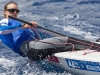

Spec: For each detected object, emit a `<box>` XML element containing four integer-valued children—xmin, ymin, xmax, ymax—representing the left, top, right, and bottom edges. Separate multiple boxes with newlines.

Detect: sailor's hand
<box><xmin>30</xmin><ymin>21</ymin><xmax>37</xmax><ymax>28</ymax></box>
<box><xmin>22</xmin><ymin>23</ymin><xmax>31</xmax><ymax>28</ymax></box>
<box><xmin>22</xmin><ymin>21</ymin><xmax>37</xmax><ymax>29</ymax></box>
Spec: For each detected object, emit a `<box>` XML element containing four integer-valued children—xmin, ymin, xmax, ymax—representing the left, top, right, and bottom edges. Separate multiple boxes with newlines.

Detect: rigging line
<box><xmin>24</xmin><ymin>29</ymin><xmax>99</xmax><ymax>52</ymax></box>
<box><xmin>24</xmin><ymin>28</ymin><xmax>100</xmax><ymax>50</ymax></box>
<box><xmin>23</xmin><ymin>29</ymin><xmax>70</xmax><ymax>44</ymax></box>
<box><xmin>38</xmin><ymin>28</ymin><xmax>100</xmax><ymax>49</ymax></box>
<box><xmin>83</xmin><ymin>50</ymin><xmax>99</xmax><ymax>55</ymax></box>
<box><xmin>23</xmin><ymin>29</ymin><xmax>75</xmax><ymax>51</ymax></box>
<box><xmin>68</xmin><ymin>38</ymin><xmax>100</xmax><ymax>49</ymax></box>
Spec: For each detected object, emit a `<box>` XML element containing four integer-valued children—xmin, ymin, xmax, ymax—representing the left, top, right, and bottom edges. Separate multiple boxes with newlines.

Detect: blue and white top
<box><xmin>0</xmin><ymin>18</ymin><xmax>36</xmax><ymax>56</ymax></box>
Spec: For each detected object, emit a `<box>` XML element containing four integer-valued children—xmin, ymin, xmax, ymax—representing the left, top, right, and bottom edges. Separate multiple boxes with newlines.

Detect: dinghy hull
<box><xmin>46</xmin><ymin>49</ymin><xmax>100</xmax><ymax>75</ymax></box>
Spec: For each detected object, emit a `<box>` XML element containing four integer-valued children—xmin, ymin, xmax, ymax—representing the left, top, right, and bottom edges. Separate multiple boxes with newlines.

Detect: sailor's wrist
<box><xmin>22</xmin><ymin>23</ymin><xmax>26</xmax><ymax>28</ymax></box>
<box><xmin>22</xmin><ymin>23</ymin><xmax>25</xmax><ymax>26</ymax></box>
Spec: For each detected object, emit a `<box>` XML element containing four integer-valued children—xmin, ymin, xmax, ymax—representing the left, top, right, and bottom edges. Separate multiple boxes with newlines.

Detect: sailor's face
<box><xmin>4</xmin><ymin>3</ymin><xmax>19</xmax><ymax>18</ymax></box>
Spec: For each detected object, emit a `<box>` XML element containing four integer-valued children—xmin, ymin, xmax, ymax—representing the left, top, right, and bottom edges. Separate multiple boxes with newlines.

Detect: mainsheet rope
<box><xmin>23</xmin><ymin>28</ymin><xmax>100</xmax><ymax>55</ymax></box>
<box><xmin>38</xmin><ymin>29</ymin><xmax>100</xmax><ymax>49</ymax></box>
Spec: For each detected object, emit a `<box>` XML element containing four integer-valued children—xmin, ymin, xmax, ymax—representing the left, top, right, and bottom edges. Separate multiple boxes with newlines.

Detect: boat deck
<box><xmin>54</xmin><ymin>50</ymin><xmax>100</xmax><ymax>62</ymax></box>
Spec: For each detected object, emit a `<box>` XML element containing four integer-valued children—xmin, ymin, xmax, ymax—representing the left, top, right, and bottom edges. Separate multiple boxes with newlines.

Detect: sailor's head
<box><xmin>4</xmin><ymin>2</ymin><xmax>20</xmax><ymax>18</ymax></box>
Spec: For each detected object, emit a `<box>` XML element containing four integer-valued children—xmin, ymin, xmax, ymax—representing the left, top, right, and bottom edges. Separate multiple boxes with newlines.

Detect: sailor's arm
<box><xmin>0</xmin><ymin>26</ymin><xmax>22</xmax><ymax>34</ymax></box>
<box><xmin>0</xmin><ymin>19</ymin><xmax>37</xmax><ymax>34</ymax></box>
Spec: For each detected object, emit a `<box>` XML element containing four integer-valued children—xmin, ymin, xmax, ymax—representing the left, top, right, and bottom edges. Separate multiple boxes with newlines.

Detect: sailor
<box><xmin>0</xmin><ymin>2</ymin><xmax>69</xmax><ymax>61</ymax></box>
<box><xmin>0</xmin><ymin>2</ymin><xmax>37</xmax><ymax>56</ymax></box>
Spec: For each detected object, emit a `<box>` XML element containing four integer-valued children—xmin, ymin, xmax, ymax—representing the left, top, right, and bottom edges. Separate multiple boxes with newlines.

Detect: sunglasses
<box><xmin>6</xmin><ymin>9</ymin><xmax>20</xmax><ymax>13</ymax></box>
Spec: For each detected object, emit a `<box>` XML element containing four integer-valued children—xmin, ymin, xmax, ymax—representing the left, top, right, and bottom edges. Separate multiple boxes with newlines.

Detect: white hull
<box><xmin>46</xmin><ymin>49</ymin><xmax>100</xmax><ymax>75</ymax></box>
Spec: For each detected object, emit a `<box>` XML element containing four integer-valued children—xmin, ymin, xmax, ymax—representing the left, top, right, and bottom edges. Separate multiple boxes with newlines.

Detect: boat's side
<box><xmin>46</xmin><ymin>50</ymin><xmax>100</xmax><ymax>75</ymax></box>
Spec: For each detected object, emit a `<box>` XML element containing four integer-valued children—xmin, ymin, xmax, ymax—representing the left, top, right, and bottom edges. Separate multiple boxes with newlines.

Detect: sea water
<box><xmin>0</xmin><ymin>0</ymin><xmax>100</xmax><ymax>75</ymax></box>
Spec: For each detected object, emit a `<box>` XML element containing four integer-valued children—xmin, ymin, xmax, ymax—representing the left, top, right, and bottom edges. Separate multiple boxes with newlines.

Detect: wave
<box><xmin>77</xmin><ymin>0</ymin><xmax>100</xmax><ymax>5</ymax></box>
<box><xmin>32</xmin><ymin>0</ymin><xmax>67</xmax><ymax>6</ymax></box>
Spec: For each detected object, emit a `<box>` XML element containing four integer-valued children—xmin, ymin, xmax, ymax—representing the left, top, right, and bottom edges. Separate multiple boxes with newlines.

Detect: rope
<box><xmin>23</xmin><ymin>29</ymin><xmax>100</xmax><ymax>55</ymax></box>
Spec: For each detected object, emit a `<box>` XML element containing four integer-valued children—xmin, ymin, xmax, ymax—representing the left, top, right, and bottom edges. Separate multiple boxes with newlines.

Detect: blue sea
<box><xmin>0</xmin><ymin>0</ymin><xmax>100</xmax><ymax>75</ymax></box>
